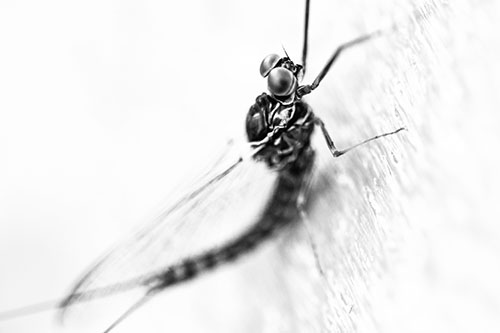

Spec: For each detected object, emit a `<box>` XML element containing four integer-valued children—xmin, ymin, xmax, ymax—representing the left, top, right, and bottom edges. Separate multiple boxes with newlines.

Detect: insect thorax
<box><xmin>246</xmin><ymin>93</ymin><xmax>315</xmax><ymax>168</ymax></box>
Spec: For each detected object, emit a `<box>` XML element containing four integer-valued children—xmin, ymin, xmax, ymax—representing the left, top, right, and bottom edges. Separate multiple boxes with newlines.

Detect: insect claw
<box><xmin>296</xmin><ymin>85</ymin><xmax>313</xmax><ymax>98</ymax></box>
<box><xmin>332</xmin><ymin>150</ymin><xmax>345</xmax><ymax>157</ymax></box>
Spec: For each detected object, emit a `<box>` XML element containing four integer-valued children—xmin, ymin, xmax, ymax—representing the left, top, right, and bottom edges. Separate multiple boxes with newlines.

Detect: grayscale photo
<box><xmin>1</xmin><ymin>0</ymin><xmax>499</xmax><ymax>332</ymax></box>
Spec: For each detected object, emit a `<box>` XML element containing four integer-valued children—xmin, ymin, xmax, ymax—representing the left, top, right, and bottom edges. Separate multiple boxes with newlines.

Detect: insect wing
<box><xmin>59</xmin><ymin>141</ymin><xmax>278</xmax><ymax>326</ymax></box>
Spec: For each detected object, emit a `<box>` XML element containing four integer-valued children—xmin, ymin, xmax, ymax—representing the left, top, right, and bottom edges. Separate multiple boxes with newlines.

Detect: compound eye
<box><xmin>267</xmin><ymin>67</ymin><xmax>296</xmax><ymax>96</ymax></box>
<box><xmin>260</xmin><ymin>54</ymin><xmax>281</xmax><ymax>77</ymax></box>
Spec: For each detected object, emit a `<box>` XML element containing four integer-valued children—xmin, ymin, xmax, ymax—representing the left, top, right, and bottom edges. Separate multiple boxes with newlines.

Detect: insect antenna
<box><xmin>0</xmin><ymin>299</ymin><xmax>60</xmax><ymax>321</ymax></box>
<box><xmin>0</xmin><ymin>278</ymin><xmax>147</xmax><ymax>322</ymax></box>
<box><xmin>281</xmin><ymin>44</ymin><xmax>291</xmax><ymax>59</ymax></box>
<box><xmin>101</xmin><ymin>290</ymin><xmax>158</xmax><ymax>333</ymax></box>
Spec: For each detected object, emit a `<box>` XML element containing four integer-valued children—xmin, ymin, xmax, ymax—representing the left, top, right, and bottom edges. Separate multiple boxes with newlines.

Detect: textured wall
<box><xmin>298</xmin><ymin>0</ymin><xmax>500</xmax><ymax>332</ymax></box>
<box><xmin>1</xmin><ymin>0</ymin><xmax>499</xmax><ymax>332</ymax></box>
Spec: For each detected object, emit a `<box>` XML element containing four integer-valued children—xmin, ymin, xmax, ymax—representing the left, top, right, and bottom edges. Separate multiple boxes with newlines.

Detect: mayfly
<box><xmin>0</xmin><ymin>0</ymin><xmax>404</xmax><ymax>331</ymax></box>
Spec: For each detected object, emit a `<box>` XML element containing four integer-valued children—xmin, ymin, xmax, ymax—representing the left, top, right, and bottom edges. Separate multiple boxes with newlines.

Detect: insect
<box><xmin>0</xmin><ymin>0</ymin><xmax>404</xmax><ymax>331</ymax></box>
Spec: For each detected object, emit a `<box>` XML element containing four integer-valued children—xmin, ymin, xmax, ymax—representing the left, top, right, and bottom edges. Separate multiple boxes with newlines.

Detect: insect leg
<box><xmin>301</xmin><ymin>0</ymin><xmax>311</xmax><ymax>74</ymax></box>
<box><xmin>298</xmin><ymin>206</ymin><xmax>326</xmax><ymax>278</ymax></box>
<box><xmin>296</xmin><ymin>167</ymin><xmax>326</xmax><ymax>278</ymax></box>
<box><xmin>297</xmin><ymin>30</ymin><xmax>384</xmax><ymax>97</ymax></box>
<box><xmin>314</xmin><ymin>117</ymin><xmax>406</xmax><ymax>158</ymax></box>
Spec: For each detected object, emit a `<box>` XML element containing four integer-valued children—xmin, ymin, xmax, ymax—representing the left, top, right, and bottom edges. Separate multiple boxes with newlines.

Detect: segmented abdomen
<box><xmin>150</xmin><ymin>148</ymin><xmax>315</xmax><ymax>291</ymax></box>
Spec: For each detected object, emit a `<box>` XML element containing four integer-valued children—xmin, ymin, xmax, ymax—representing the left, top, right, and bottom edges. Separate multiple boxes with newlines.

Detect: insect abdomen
<box><xmin>151</xmin><ymin>148</ymin><xmax>315</xmax><ymax>291</ymax></box>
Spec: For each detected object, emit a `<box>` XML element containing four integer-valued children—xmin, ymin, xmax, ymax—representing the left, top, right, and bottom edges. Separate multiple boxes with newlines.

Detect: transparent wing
<box><xmin>59</xmin><ymin>139</ymin><xmax>278</xmax><ymax>324</ymax></box>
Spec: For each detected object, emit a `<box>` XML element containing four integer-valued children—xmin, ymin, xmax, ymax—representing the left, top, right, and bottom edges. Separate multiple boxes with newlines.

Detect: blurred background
<box><xmin>1</xmin><ymin>0</ymin><xmax>499</xmax><ymax>332</ymax></box>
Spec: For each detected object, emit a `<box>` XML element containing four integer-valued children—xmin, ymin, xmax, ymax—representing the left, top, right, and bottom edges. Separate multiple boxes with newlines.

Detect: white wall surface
<box><xmin>1</xmin><ymin>0</ymin><xmax>499</xmax><ymax>332</ymax></box>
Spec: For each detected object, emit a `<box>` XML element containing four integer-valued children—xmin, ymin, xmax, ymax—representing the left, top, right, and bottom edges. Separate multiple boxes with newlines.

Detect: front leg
<box><xmin>297</xmin><ymin>30</ymin><xmax>385</xmax><ymax>99</ymax></box>
<box><xmin>314</xmin><ymin>117</ymin><xmax>406</xmax><ymax>158</ymax></box>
